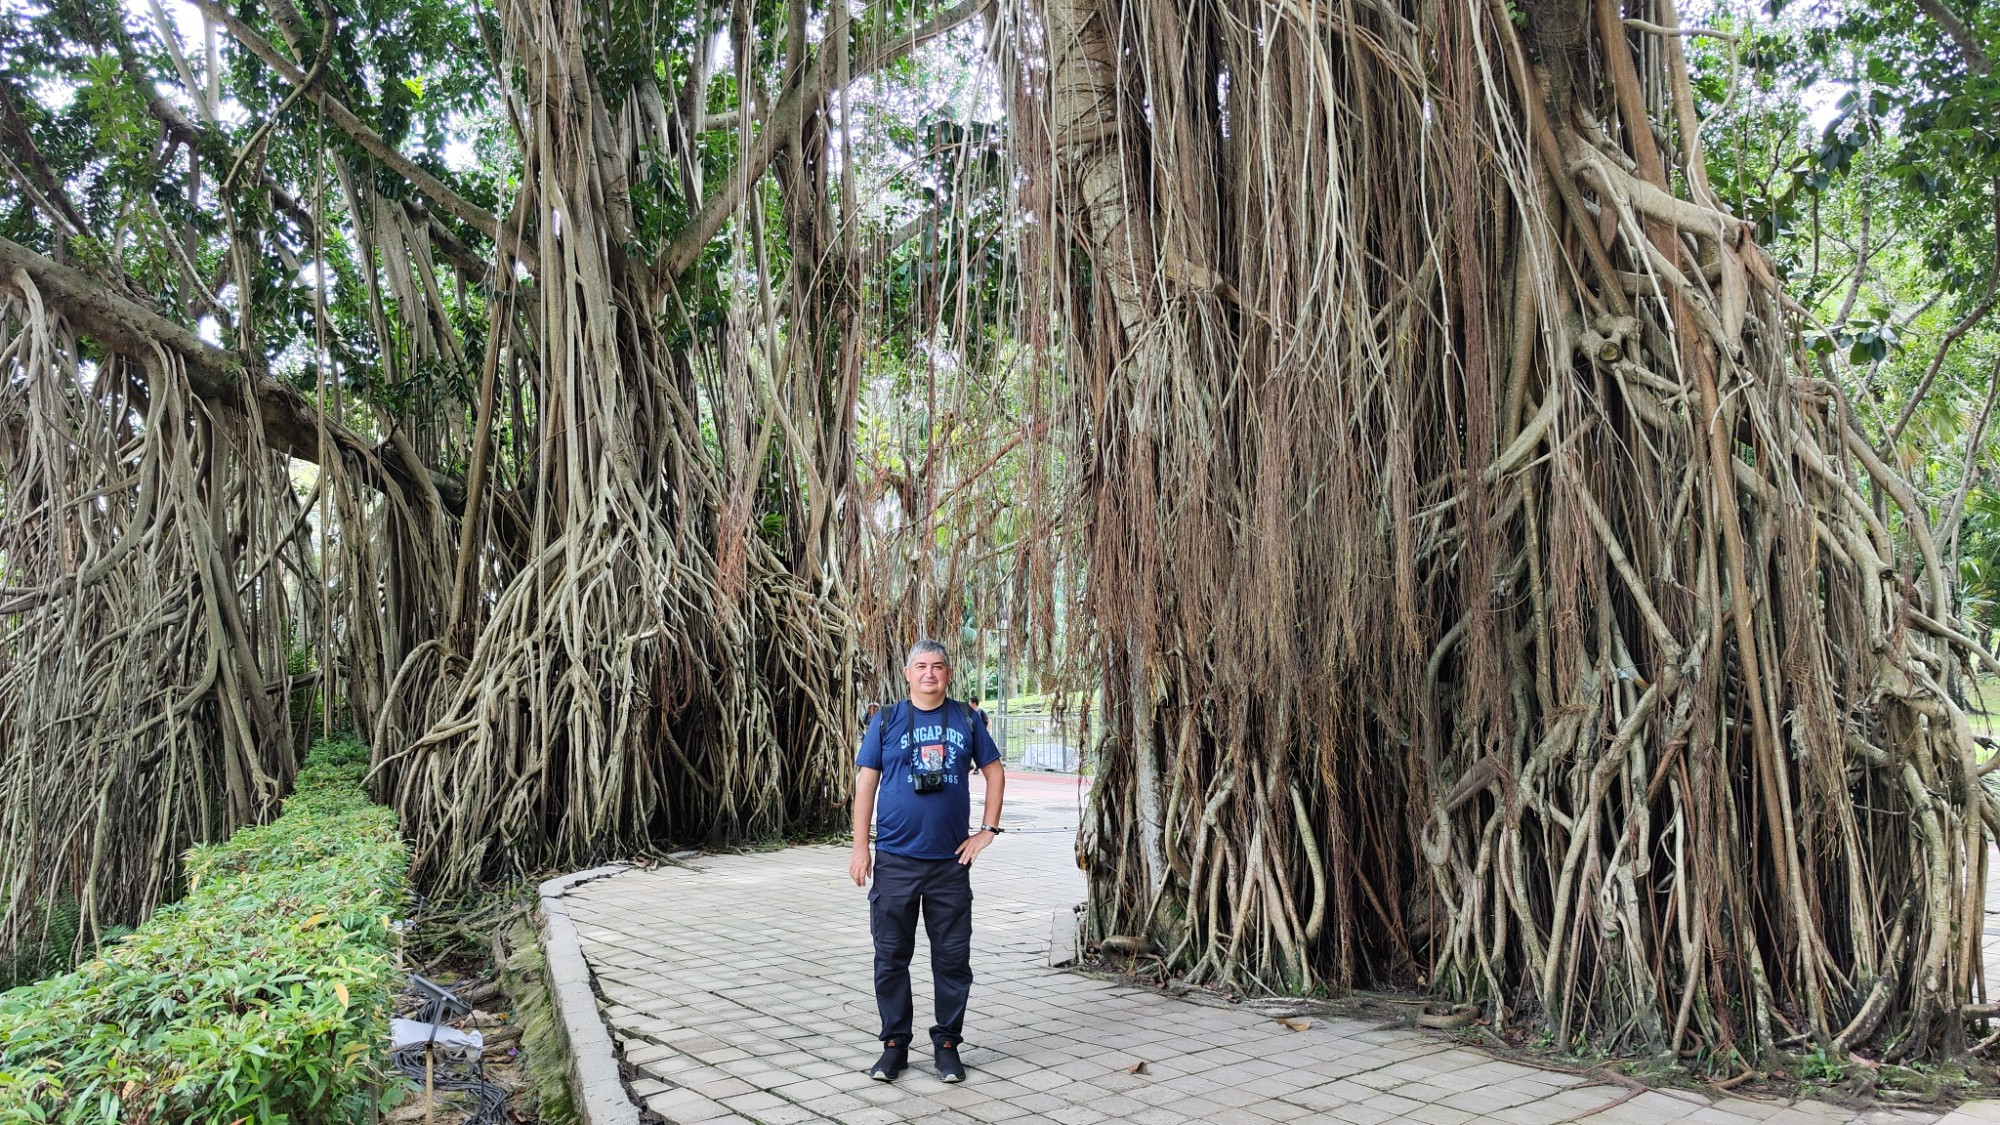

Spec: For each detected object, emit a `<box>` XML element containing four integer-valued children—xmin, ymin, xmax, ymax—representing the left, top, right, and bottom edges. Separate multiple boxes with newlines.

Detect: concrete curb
<box><xmin>537</xmin><ymin>864</ymin><xmax>641</xmax><ymax>1125</ymax></box>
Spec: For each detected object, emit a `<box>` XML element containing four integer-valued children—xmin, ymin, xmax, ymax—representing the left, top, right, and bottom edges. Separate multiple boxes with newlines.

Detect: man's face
<box><xmin>904</xmin><ymin>652</ymin><xmax>950</xmax><ymax>699</ymax></box>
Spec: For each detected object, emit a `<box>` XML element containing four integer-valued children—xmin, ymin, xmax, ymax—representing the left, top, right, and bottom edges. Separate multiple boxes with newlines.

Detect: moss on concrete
<box><xmin>498</xmin><ymin>916</ymin><xmax>579</xmax><ymax>1125</ymax></box>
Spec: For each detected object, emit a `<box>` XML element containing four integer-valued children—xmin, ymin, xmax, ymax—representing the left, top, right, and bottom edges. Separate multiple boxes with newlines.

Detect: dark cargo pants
<box><xmin>869</xmin><ymin>851</ymin><xmax>974</xmax><ymax>1046</ymax></box>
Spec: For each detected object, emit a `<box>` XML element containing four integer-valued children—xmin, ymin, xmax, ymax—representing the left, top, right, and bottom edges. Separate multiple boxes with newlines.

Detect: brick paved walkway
<box><xmin>564</xmin><ymin>773</ymin><xmax>1983</xmax><ymax>1125</ymax></box>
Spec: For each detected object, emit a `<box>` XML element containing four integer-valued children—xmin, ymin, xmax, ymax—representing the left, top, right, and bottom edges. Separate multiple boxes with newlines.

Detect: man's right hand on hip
<box><xmin>850</xmin><ymin>843</ymin><xmax>872</xmax><ymax>886</ymax></box>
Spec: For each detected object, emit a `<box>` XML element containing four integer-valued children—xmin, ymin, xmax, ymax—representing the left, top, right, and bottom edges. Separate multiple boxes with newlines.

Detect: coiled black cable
<box><xmin>392</xmin><ymin>974</ymin><xmax>511</xmax><ymax>1124</ymax></box>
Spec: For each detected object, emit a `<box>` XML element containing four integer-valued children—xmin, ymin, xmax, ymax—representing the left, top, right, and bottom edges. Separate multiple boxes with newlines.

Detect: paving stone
<box><xmin>682</xmin><ymin>1075</ymin><xmax>757</xmax><ymax>1100</ymax></box>
<box><xmin>801</xmin><ymin>1092</ymin><xmax>869</xmax><ymax>1116</ymax></box>
<box><xmin>1121</xmin><ymin>1107</ymin><xmax>1193</xmax><ymax>1125</ymax></box>
<box><xmin>624</xmin><ymin>1041</ymin><xmax>680</xmax><ymax>1066</ymax></box>
<box><xmin>1404</xmin><ymin>1103</ymin><xmax>1482</xmax><ymax>1125</ymax></box>
<box><xmin>721</xmin><ymin>1090</ymin><xmax>792</xmax><ymax>1114</ymax></box>
<box><xmin>832</xmin><ymin>1109</ymin><xmax>907</xmax><ymax>1125</ymax></box>
<box><xmin>1440</xmin><ymin>1082</ymin><xmax>1541</xmax><ymax>1113</ymax></box>
<box><xmin>1005</xmin><ymin>1089</ymin><xmax>1067</xmax><ymax>1113</ymax></box>
<box><xmin>972</xmin><ymin>1057</ymin><xmax>1036</xmax><ymax>1080</ymax></box>
<box><xmin>823</xmin><ymin>1071</ymin><xmax>879</xmax><ymax>1092</ymax></box>
<box><xmin>1200</xmin><ymin>1109</ymin><xmax>1282</xmax><ymax>1125</ymax></box>
<box><xmin>638</xmin><ymin>1055</ymin><xmax>705</xmax><ymax>1081</ymax></box>
<box><xmin>1204</xmin><ymin>1084</ymin><xmax>1273</xmax><ymax>1108</ymax></box>
<box><xmin>644</xmin><ymin>1088</ymin><xmax>732</xmax><ymax>1123</ymax></box>
<box><xmin>1049</xmin><ymin>1058</ymin><xmax>1110</xmax><ymax>1081</ymax></box>
<box><xmin>848</xmin><ymin>1083</ymin><xmax>909</xmax><ymax>1107</ymax></box>
<box><xmin>751</xmin><ymin>1105</ymin><xmax>831</xmax><ymax>1125</ymax></box>
<box><xmin>1679</xmin><ymin>1110</ymin><xmax>1765</xmax><ymax>1125</ymax></box>
<box><xmin>768</xmin><ymin>1078</ymin><xmax>844</xmax><ymax>1103</ymax></box>
<box><xmin>922</xmin><ymin>1086</ymin><xmax>986</xmax><ymax>1109</ymax></box>
<box><xmin>1329</xmin><ymin>1101</ymin><xmax>1426</xmax><ymax>1125</ymax></box>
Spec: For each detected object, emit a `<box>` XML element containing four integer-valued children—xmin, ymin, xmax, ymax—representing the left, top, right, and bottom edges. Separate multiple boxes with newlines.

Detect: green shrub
<box><xmin>0</xmin><ymin>738</ymin><xmax>408</xmax><ymax>1124</ymax></box>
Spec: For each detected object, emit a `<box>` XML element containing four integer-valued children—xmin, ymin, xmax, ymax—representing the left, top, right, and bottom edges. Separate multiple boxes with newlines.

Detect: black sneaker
<box><xmin>869</xmin><ymin>1039</ymin><xmax>908</xmax><ymax>1081</ymax></box>
<box><xmin>935</xmin><ymin>1039</ymin><xmax>965</xmax><ymax>1083</ymax></box>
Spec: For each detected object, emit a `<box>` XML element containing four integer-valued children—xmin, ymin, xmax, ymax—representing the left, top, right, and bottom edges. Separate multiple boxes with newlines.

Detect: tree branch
<box><xmin>0</xmin><ymin>234</ymin><xmax>459</xmax><ymax>510</ymax></box>
<box><xmin>660</xmin><ymin>0</ymin><xmax>988</xmax><ymax>279</ymax></box>
<box><xmin>188</xmin><ymin>0</ymin><xmax>531</xmax><ymax>269</ymax></box>
<box><xmin>0</xmin><ymin>78</ymin><xmax>93</xmax><ymax>239</ymax></box>
<box><xmin>1889</xmin><ymin>183</ymin><xmax>2000</xmax><ymax>446</ymax></box>
<box><xmin>1942</xmin><ymin>353</ymin><xmax>2000</xmax><ymax>565</ymax></box>
<box><xmin>1912</xmin><ymin>0</ymin><xmax>1992</xmax><ymax>75</ymax></box>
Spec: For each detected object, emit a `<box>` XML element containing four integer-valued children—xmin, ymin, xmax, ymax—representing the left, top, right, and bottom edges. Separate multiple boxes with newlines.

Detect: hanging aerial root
<box><xmin>0</xmin><ymin>287</ymin><xmax>311</xmax><ymax>966</ymax></box>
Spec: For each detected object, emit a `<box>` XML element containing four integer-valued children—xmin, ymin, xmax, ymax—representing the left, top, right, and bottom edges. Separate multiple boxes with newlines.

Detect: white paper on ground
<box><xmin>391</xmin><ymin>1018</ymin><xmax>485</xmax><ymax>1060</ymax></box>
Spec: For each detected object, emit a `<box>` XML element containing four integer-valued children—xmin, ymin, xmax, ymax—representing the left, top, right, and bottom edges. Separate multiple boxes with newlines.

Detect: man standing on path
<box><xmin>849</xmin><ymin>639</ymin><xmax>1006</xmax><ymax>1084</ymax></box>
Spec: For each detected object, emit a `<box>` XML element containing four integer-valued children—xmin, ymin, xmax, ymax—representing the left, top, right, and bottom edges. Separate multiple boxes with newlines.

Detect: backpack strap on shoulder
<box><xmin>950</xmin><ymin>700</ymin><xmax>988</xmax><ymax>775</ymax></box>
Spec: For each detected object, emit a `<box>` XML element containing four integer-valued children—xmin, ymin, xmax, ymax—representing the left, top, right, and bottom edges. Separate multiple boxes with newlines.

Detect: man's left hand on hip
<box><xmin>955</xmin><ymin>831</ymin><xmax>995</xmax><ymax>866</ymax></box>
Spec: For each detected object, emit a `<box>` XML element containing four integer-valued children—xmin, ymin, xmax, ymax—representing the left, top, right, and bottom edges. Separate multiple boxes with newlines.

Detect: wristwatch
<box><xmin>980</xmin><ymin>825</ymin><xmax>1004</xmax><ymax>834</ymax></box>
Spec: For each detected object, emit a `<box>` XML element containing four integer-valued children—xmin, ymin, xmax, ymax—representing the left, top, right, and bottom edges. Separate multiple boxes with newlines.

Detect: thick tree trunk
<box><xmin>1026</xmin><ymin>0</ymin><xmax>2000</xmax><ymax>1066</ymax></box>
<box><xmin>1042</xmin><ymin>0</ymin><xmax>1178</xmax><ymax>909</ymax></box>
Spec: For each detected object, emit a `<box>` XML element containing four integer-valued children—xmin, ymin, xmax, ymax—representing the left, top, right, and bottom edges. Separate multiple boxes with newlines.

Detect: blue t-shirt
<box><xmin>858</xmin><ymin>699</ymin><xmax>1003</xmax><ymax>859</ymax></box>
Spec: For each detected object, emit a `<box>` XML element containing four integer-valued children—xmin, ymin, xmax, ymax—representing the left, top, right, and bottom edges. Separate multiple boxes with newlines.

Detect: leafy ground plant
<box><xmin>0</xmin><ymin>738</ymin><xmax>407</xmax><ymax>1123</ymax></box>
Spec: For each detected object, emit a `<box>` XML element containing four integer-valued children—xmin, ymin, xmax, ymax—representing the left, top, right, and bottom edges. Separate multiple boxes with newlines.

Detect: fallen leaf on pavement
<box><xmin>1128</xmin><ymin>1061</ymin><xmax>1149</xmax><ymax>1074</ymax></box>
<box><xmin>1277</xmin><ymin>1018</ymin><xmax>1311</xmax><ymax>1031</ymax></box>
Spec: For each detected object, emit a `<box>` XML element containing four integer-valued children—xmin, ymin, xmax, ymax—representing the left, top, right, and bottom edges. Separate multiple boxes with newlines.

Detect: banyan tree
<box><xmin>0</xmin><ymin>0</ymin><xmax>983</xmax><ymax>944</ymax></box>
<box><xmin>1031</xmin><ymin>0</ymin><xmax>2000</xmax><ymax>1068</ymax></box>
<box><xmin>1</xmin><ymin>0</ymin><xmax>1997</xmax><ymax>1076</ymax></box>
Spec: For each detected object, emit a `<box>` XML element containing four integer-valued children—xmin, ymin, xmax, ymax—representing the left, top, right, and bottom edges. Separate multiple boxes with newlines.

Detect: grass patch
<box><xmin>1968</xmin><ymin>673</ymin><xmax>2000</xmax><ymax>742</ymax></box>
<box><xmin>0</xmin><ymin>737</ymin><xmax>408</xmax><ymax>1123</ymax></box>
<box><xmin>992</xmin><ymin>691</ymin><xmax>1097</xmax><ymax>717</ymax></box>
